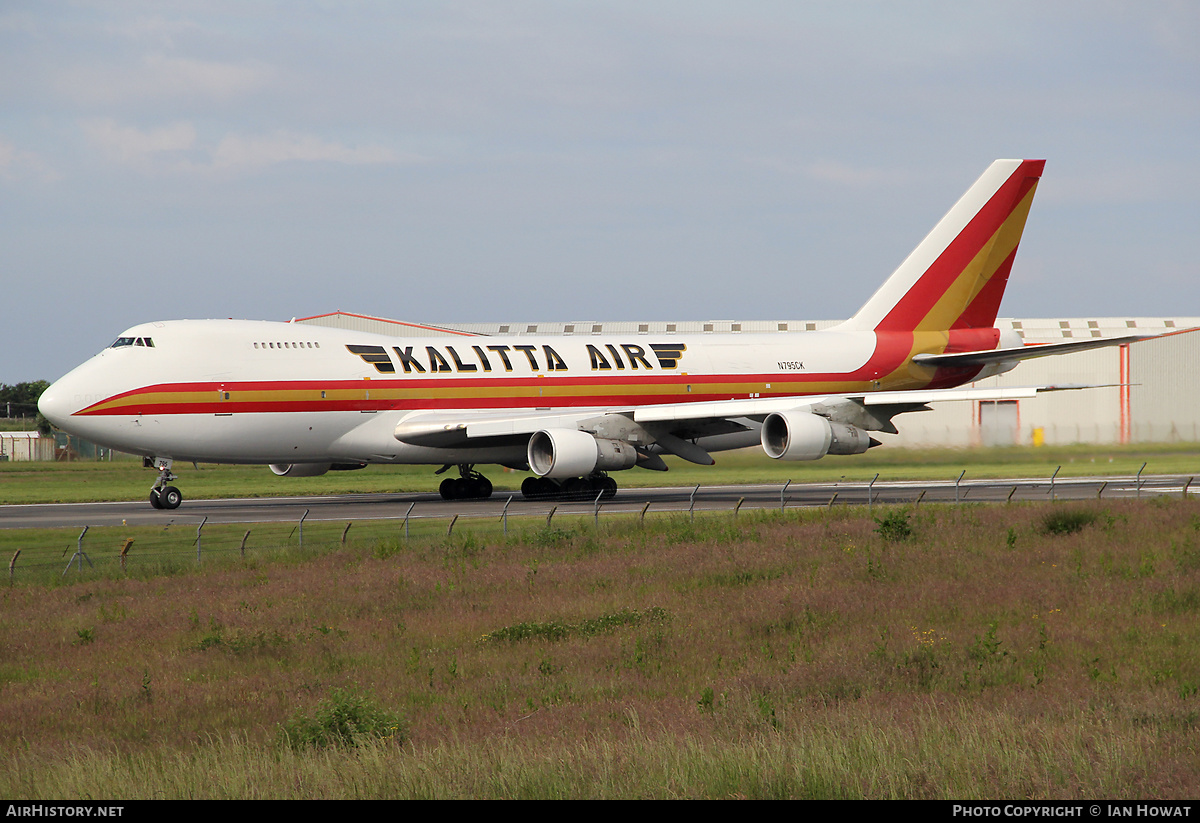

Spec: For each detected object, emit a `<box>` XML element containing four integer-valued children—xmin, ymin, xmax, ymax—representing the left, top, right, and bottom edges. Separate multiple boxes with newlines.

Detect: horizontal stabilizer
<box><xmin>912</xmin><ymin>334</ymin><xmax>1153</xmax><ymax>368</ymax></box>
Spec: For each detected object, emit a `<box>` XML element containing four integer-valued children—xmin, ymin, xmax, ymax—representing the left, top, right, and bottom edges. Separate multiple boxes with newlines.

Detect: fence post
<box><xmin>734</xmin><ymin>497</ymin><xmax>745</xmax><ymax>518</ymax></box>
<box><xmin>1184</xmin><ymin>477</ymin><xmax>1193</xmax><ymax>500</ymax></box>
<box><xmin>196</xmin><ymin>516</ymin><xmax>207</xmax><ymax>563</ymax></box>
<box><xmin>63</xmin><ymin>526</ymin><xmax>92</xmax><ymax>576</ymax></box>
<box><xmin>690</xmin><ymin>484</ymin><xmax>700</xmax><ymax>521</ymax></box>
<box><xmin>341</xmin><ymin>523</ymin><xmax>353</xmax><ymax>544</ymax></box>
<box><xmin>447</xmin><ymin>514</ymin><xmax>459</xmax><ymax>536</ymax></box>
<box><xmin>298</xmin><ymin>509</ymin><xmax>309</xmax><ymax>549</ymax></box>
<box><xmin>869</xmin><ymin>473</ymin><xmax>880</xmax><ymax>510</ymax></box>
<box><xmin>781</xmin><ymin>479</ymin><xmax>791</xmax><ymax>513</ymax></box>
<box><xmin>120</xmin><ymin>539</ymin><xmax>133</xmax><ymax>572</ymax></box>
<box><xmin>404</xmin><ymin>502</ymin><xmax>415</xmax><ymax>539</ymax></box>
<box><xmin>546</xmin><ymin>506</ymin><xmax>557</xmax><ymax>528</ymax></box>
<box><xmin>1097</xmin><ymin>481</ymin><xmax>1107</xmax><ymax>500</ymax></box>
<box><xmin>240</xmin><ymin>530</ymin><xmax>251</xmax><ymax>558</ymax></box>
<box><xmin>9</xmin><ymin>550</ymin><xmax>19</xmax><ymax>583</ymax></box>
<box><xmin>1049</xmin><ymin>466</ymin><xmax>1060</xmax><ymax>502</ymax></box>
<box><xmin>640</xmin><ymin>501</ymin><xmax>650</xmax><ymax>526</ymax></box>
<box><xmin>594</xmin><ymin>490</ymin><xmax>604</xmax><ymax>528</ymax></box>
<box><xmin>502</xmin><ymin>496</ymin><xmax>513</xmax><ymax>536</ymax></box>
<box><xmin>1137</xmin><ymin>462</ymin><xmax>1146</xmax><ymax>499</ymax></box>
<box><xmin>954</xmin><ymin>470</ymin><xmax>965</xmax><ymax>505</ymax></box>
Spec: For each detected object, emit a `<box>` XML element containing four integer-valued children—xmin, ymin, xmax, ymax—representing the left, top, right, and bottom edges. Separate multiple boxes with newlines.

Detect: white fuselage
<box><xmin>38</xmin><ymin>317</ymin><xmax>979</xmax><ymax>467</ymax></box>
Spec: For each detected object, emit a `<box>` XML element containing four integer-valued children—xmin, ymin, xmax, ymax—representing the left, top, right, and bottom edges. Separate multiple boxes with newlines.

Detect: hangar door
<box><xmin>978</xmin><ymin>400</ymin><xmax>1019</xmax><ymax>447</ymax></box>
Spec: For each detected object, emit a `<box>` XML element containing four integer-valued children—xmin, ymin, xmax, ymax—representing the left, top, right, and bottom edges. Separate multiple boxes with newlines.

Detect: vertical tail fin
<box><xmin>842</xmin><ymin>159</ymin><xmax>1044</xmax><ymax>333</ymax></box>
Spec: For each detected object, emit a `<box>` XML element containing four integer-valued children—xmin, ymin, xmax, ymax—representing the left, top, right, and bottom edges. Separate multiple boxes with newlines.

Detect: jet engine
<box><xmin>527</xmin><ymin>429</ymin><xmax>639</xmax><ymax>479</ymax></box>
<box><xmin>760</xmin><ymin>411</ymin><xmax>874</xmax><ymax>461</ymax></box>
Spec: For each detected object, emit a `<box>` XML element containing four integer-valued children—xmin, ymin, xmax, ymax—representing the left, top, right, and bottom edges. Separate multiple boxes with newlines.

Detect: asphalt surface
<box><xmin>1</xmin><ymin>473</ymin><xmax>1195</xmax><ymax>531</ymax></box>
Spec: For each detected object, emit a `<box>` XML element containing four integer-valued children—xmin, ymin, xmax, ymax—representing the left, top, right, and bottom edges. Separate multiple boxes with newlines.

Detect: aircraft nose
<box><xmin>37</xmin><ymin>379</ymin><xmax>74</xmax><ymax>428</ymax></box>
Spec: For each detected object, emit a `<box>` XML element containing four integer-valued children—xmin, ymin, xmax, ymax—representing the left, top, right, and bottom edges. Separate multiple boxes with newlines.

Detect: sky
<box><xmin>2</xmin><ymin>1</ymin><xmax>1197</xmax><ymax>383</ymax></box>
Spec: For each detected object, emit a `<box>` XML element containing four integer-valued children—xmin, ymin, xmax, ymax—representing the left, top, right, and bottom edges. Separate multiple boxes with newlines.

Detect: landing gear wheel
<box><xmin>147</xmin><ymin>460</ymin><xmax>181</xmax><ymax>510</ymax></box>
<box><xmin>468</xmin><ymin>475</ymin><xmax>493</xmax><ymax>499</ymax></box>
<box><xmin>159</xmin><ymin>485</ymin><xmax>182</xmax><ymax>510</ymax></box>
<box><xmin>521</xmin><ymin>476</ymin><xmax>558</xmax><ymax>500</ymax></box>
<box><xmin>439</xmin><ymin>466</ymin><xmax>495</xmax><ymax>500</ymax></box>
<box><xmin>600</xmin><ymin>476</ymin><xmax>618</xmax><ymax>500</ymax></box>
<box><xmin>439</xmin><ymin>477</ymin><xmax>462</xmax><ymax>500</ymax></box>
<box><xmin>563</xmin><ymin>477</ymin><xmax>590</xmax><ymax>500</ymax></box>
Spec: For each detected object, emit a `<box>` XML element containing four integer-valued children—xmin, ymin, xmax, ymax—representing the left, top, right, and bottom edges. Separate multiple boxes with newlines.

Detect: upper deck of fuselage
<box><xmin>78</xmin><ymin>318</ymin><xmax>881</xmax><ymax>385</ymax></box>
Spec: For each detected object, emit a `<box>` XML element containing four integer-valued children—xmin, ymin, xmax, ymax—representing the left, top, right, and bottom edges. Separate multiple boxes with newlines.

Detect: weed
<box><xmin>532</xmin><ymin>527</ymin><xmax>576</xmax><ymax>548</ymax></box>
<box><xmin>279</xmin><ymin>688</ymin><xmax>406</xmax><ymax>750</ymax></box>
<box><xmin>371</xmin><ymin>539</ymin><xmax>403</xmax><ymax>560</ymax></box>
<box><xmin>967</xmin><ymin>621</ymin><xmax>1005</xmax><ymax>663</ymax></box>
<box><xmin>754</xmin><ymin>692</ymin><xmax>781</xmax><ymax>731</ymax></box>
<box><xmin>480</xmin><ymin>607</ymin><xmax>670</xmax><ymax>643</ymax></box>
<box><xmin>874</xmin><ymin>508</ymin><xmax>913</xmax><ymax>542</ymax></box>
<box><xmin>1041</xmin><ymin>508</ymin><xmax>1098</xmax><ymax>536</ymax></box>
<box><xmin>1149</xmin><ymin>586</ymin><xmax>1200</xmax><ymax>615</ymax></box>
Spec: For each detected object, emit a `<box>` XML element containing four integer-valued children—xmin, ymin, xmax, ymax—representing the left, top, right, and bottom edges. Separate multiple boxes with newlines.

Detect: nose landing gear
<box><xmin>148</xmin><ymin>461</ymin><xmax>182</xmax><ymax>510</ymax></box>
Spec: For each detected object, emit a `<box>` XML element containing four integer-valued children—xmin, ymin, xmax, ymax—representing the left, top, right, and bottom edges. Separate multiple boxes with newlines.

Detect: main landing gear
<box><xmin>149</xmin><ymin>464</ymin><xmax>183</xmax><ymax>510</ymax></box>
<box><xmin>438</xmin><ymin>465</ymin><xmax>494</xmax><ymax>500</ymax></box>
<box><xmin>521</xmin><ymin>473</ymin><xmax>618</xmax><ymax>502</ymax></box>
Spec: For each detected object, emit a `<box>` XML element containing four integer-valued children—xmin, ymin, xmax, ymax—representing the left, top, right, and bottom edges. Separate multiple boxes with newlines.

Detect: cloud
<box><xmin>803</xmin><ymin>161</ymin><xmax>915</xmax><ymax>188</ymax></box>
<box><xmin>0</xmin><ymin>136</ymin><xmax>61</xmax><ymax>183</ymax></box>
<box><xmin>211</xmin><ymin>131</ymin><xmax>404</xmax><ymax>171</ymax></box>
<box><xmin>59</xmin><ymin>53</ymin><xmax>273</xmax><ymax>105</ymax></box>
<box><xmin>82</xmin><ymin>118</ymin><xmax>197</xmax><ymax>166</ymax></box>
<box><xmin>81</xmin><ymin>119</ymin><xmax>409</xmax><ymax>173</ymax></box>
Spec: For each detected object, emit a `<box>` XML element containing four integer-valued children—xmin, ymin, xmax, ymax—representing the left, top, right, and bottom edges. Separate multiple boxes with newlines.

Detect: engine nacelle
<box><xmin>760</xmin><ymin>412</ymin><xmax>873</xmax><ymax>461</ymax></box>
<box><xmin>527</xmin><ymin>429</ymin><xmax>639</xmax><ymax>479</ymax></box>
<box><xmin>269</xmin><ymin>462</ymin><xmax>333</xmax><ymax>477</ymax></box>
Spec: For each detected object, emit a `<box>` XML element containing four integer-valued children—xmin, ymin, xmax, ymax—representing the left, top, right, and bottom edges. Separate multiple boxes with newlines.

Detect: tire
<box><xmin>149</xmin><ymin>490</ymin><xmax>164</xmax><ymax>509</ymax></box>
<box><xmin>439</xmin><ymin>477</ymin><xmax>461</xmax><ymax>500</ymax></box>
<box><xmin>601</xmin><ymin>476</ymin><xmax>618</xmax><ymax>500</ymax></box>
<box><xmin>522</xmin><ymin>476</ymin><xmax>557</xmax><ymax>500</ymax></box>
<box><xmin>521</xmin><ymin>476</ymin><xmax>544</xmax><ymax>500</ymax></box>
<box><xmin>469</xmin><ymin>476</ymin><xmax>493</xmax><ymax>499</ymax></box>
<box><xmin>563</xmin><ymin>477</ymin><xmax>590</xmax><ymax>500</ymax></box>
<box><xmin>159</xmin><ymin>486</ymin><xmax>182</xmax><ymax>510</ymax></box>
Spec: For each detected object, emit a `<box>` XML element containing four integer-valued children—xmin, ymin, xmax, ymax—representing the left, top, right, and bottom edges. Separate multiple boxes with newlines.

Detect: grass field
<box><xmin>3</xmin><ymin>441</ymin><xmax>1200</xmax><ymax>505</ymax></box>
<box><xmin>2</xmin><ymin>482</ymin><xmax>1200</xmax><ymax>797</ymax></box>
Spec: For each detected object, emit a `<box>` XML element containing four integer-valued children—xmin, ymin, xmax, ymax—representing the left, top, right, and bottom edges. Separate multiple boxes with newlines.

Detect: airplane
<box><xmin>38</xmin><ymin>159</ymin><xmax>1148</xmax><ymax>510</ymax></box>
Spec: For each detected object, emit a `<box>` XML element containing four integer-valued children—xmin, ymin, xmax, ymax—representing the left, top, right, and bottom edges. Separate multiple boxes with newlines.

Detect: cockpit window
<box><xmin>109</xmin><ymin>337</ymin><xmax>154</xmax><ymax>348</ymax></box>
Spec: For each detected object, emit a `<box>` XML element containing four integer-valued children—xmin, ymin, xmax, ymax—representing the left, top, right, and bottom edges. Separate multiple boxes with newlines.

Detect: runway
<box><xmin>1</xmin><ymin>472</ymin><xmax>1194</xmax><ymax>531</ymax></box>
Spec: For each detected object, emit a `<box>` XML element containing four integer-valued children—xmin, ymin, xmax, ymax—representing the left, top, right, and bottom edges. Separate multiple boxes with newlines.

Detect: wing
<box><xmin>392</xmin><ymin>383</ymin><xmax>1099</xmax><ymax>468</ymax></box>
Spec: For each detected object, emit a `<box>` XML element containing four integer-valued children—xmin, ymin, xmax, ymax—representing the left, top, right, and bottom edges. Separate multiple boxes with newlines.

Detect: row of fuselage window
<box><xmin>254</xmin><ymin>342</ymin><xmax>321</xmax><ymax>350</ymax></box>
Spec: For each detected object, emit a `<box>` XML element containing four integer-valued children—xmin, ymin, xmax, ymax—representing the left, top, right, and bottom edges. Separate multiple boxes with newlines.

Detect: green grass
<box><xmin>3</xmin><ymin>441</ymin><xmax>1199</xmax><ymax>505</ymax></box>
<box><xmin>3</xmin><ymin>498</ymin><xmax>1200</xmax><ymax>798</ymax></box>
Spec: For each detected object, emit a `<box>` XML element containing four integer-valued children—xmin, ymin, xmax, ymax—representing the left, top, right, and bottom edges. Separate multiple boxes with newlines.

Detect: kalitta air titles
<box><xmin>346</xmin><ymin>342</ymin><xmax>687</xmax><ymax>375</ymax></box>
